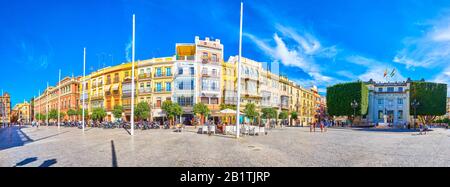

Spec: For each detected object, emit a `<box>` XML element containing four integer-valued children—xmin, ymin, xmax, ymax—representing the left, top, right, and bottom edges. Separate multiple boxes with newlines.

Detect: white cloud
<box><xmin>394</xmin><ymin>15</ymin><xmax>450</xmax><ymax>69</ymax></box>
<box><xmin>433</xmin><ymin>66</ymin><xmax>450</xmax><ymax>96</ymax></box>
<box><xmin>347</xmin><ymin>55</ymin><xmax>406</xmax><ymax>82</ymax></box>
<box><xmin>125</xmin><ymin>39</ymin><xmax>132</xmax><ymax>62</ymax></box>
<box><xmin>246</xmin><ymin>25</ymin><xmax>338</xmax><ymax>90</ymax></box>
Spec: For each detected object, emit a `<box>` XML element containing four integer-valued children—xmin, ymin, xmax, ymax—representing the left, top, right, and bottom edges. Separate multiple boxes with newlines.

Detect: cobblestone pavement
<box><xmin>1</xmin><ymin>125</ymin><xmax>449</xmax><ymax>167</ymax></box>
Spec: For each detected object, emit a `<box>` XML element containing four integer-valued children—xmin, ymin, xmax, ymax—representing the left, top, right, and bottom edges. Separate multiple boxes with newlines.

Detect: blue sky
<box><xmin>1</xmin><ymin>0</ymin><xmax>450</xmax><ymax>107</ymax></box>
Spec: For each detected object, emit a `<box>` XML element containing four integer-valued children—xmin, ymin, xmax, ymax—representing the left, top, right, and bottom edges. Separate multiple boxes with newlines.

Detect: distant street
<box><xmin>1</xmin><ymin>126</ymin><xmax>449</xmax><ymax>167</ymax></box>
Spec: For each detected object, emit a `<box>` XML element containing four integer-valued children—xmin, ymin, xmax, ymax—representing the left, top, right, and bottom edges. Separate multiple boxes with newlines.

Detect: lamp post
<box><xmin>350</xmin><ymin>100</ymin><xmax>359</xmax><ymax>127</ymax></box>
<box><xmin>411</xmin><ymin>99</ymin><xmax>420</xmax><ymax>130</ymax></box>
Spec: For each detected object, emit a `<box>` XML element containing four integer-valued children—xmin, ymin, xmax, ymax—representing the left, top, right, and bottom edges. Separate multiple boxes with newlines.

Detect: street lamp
<box><xmin>350</xmin><ymin>100</ymin><xmax>359</xmax><ymax>127</ymax></box>
<box><xmin>411</xmin><ymin>99</ymin><xmax>420</xmax><ymax>130</ymax></box>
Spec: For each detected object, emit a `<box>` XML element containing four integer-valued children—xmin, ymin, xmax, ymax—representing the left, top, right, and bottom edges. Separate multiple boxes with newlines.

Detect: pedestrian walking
<box><xmin>320</xmin><ymin>121</ymin><xmax>324</xmax><ymax>132</ymax></box>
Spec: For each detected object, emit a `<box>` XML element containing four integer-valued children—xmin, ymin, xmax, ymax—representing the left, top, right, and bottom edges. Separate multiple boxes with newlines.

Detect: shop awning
<box><xmin>112</xmin><ymin>84</ymin><xmax>119</xmax><ymax>91</ymax></box>
<box><xmin>104</xmin><ymin>85</ymin><xmax>111</xmax><ymax>92</ymax></box>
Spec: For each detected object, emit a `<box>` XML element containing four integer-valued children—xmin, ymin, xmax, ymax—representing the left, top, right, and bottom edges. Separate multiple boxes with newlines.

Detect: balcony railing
<box><xmin>91</xmin><ymin>95</ymin><xmax>104</xmax><ymax>100</ymax></box>
<box><xmin>154</xmin><ymin>73</ymin><xmax>172</xmax><ymax>78</ymax></box>
<box><xmin>201</xmin><ymin>58</ymin><xmax>220</xmax><ymax>66</ymax></box>
<box><xmin>177</xmin><ymin>55</ymin><xmax>195</xmax><ymax>61</ymax></box>
<box><xmin>139</xmin><ymin>88</ymin><xmax>152</xmax><ymax>94</ymax></box>
<box><xmin>154</xmin><ymin>87</ymin><xmax>171</xmax><ymax>93</ymax></box>
<box><xmin>138</xmin><ymin>73</ymin><xmax>152</xmax><ymax>79</ymax></box>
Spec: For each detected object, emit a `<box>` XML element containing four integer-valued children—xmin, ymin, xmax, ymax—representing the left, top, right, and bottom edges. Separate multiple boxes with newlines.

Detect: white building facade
<box><xmin>367</xmin><ymin>80</ymin><xmax>411</xmax><ymax>126</ymax></box>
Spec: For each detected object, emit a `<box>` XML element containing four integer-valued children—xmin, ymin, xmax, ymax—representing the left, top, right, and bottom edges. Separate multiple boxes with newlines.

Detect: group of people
<box><xmin>310</xmin><ymin>120</ymin><xmax>330</xmax><ymax>133</ymax></box>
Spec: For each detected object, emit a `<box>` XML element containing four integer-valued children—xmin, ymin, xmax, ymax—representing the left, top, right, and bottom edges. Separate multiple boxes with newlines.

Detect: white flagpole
<box><xmin>82</xmin><ymin>48</ymin><xmax>86</xmax><ymax>131</ymax></box>
<box><xmin>58</xmin><ymin>69</ymin><xmax>61</xmax><ymax>128</ymax></box>
<box><xmin>131</xmin><ymin>14</ymin><xmax>136</xmax><ymax>136</ymax></box>
<box><xmin>46</xmin><ymin>82</ymin><xmax>49</xmax><ymax>125</ymax></box>
<box><xmin>236</xmin><ymin>2</ymin><xmax>244</xmax><ymax>138</ymax></box>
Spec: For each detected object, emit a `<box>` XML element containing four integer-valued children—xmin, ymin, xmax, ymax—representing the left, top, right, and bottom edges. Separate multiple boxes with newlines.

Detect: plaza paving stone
<box><xmin>0</xmin><ymin>125</ymin><xmax>449</xmax><ymax>167</ymax></box>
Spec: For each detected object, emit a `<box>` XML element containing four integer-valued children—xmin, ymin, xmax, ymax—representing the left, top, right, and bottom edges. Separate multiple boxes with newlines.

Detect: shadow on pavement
<box><xmin>0</xmin><ymin>127</ymin><xmax>34</xmax><ymax>151</ymax></box>
<box><xmin>0</xmin><ymin>126</ymin><xmax>69</xmax><ymax>151</ymax></box>
<box><xmin>38</xmin><ymin>159</ymin><xmax>57</xmax><ymax>167</ymax></box>
<box><xmin>111</xmin><ymin>140</ymin><xmax>118</xmax><ymax>167</ymax></box>
<box><xmin>352</xmin><ymin>128</ymin><xmax>421</xmax><ymax>133</ymax></box>
<box><xmin>32</xmin><ymin>131</ymin><xmax>70</xmax><ymax>142</ymax></box>
<box><xmin>13</xmin><ymin>157</ymin><xmax>38</xmax><ymax>167</ymax></box>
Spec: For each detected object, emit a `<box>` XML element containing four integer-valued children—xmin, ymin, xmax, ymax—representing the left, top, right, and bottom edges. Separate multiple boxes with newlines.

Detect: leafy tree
<box><xmin>91</xmin><ymin>108</ymin><xmax>106</xmax><ymax>122</ymax></box>
<box><xmin>244</xmin><ymin>103</ymin><xmax>259</xmax><ymax>126</ymax></box>
<box><xmin>291</xmin><ymin>111</ymin><xmax>298</xmax><ymax>126</ymax></box>
<box><xmin>112</xmin><ymin>105</ymin><xmax>124</xmax><ymax>121</ymax></box>
<box><xmin>77</xmin><ymin>108</ymin><xmax>88</xmax><ymax>120</ymax></box>
<box><xmin>35</xmin><ymin>113</ymin><xmax>46</xmax><ymax>121</ymax></box>
<box><xmin>327</xmin><ymin>81</ymin><xmax>369</xmax><ymax>117</ymax></box>
<box><xmin>193</xmin><ymin>103</ymin><xmax>210</xmax><ymax>125</ymax></box>
<box><xmin>162</xmin><ymin>101</ymin><xmax>183</xmax><ymax>127</ymax></box>
<box><xmin>261</xmin><ymin>108</ymin><xmax>277</xmax><ymax>127</ymax></box>
<box><xmin>67</xmin><ymin>109</ymin><xmax>77</xmax><ymax>121</ymax></box>
<box><xmin>49</xmin><ymin>109</ymin><xmax>58</xmax><ymax>120</ymax></box>
<box><xmin>410</xmin><ymin>81</ymin><xmax>447</xmax><ymax>124</ymax></box>
<box><xmin>279</xmin><ymin>111</ymin><xmax>289</xmax><ymax>126</ymax></box>
<box><xmin>135</xmin><ymin>102</ymin><xmax>150</xmax><ymax>121</ymax></box>
<box><xmin>59</xmin><ymin>112</ymin><xmax>66</xmax><ymax>120</ymax></box>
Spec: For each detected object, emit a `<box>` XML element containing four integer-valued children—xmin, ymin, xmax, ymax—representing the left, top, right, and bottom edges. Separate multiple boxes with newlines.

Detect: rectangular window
<box><xmin>397</xmin><ymin>98</ymin><xmax>403</xmax><ymax>105</ymax></box>
<box><xmin>190</xmin><ymin>67</ymin><xmax>195</xmax><ymax>75</ymax></box>
<box><xmin>378</xmin><ymin>88</ymin><xmax>383</xmax><ymax>92</ymax></box>
<box><xmin>211</xmin><ymin>97</ymin><xmax>218</xmax><ymax>104</ymax></box>
<box><xmin>398</xmin><ymin>87</ymin><xmax>403</xmax><ymax>92</ymax></box>
<box><xmin>201</xmin><ymin>97</ymin><xmax>209</xmax><ymax>104</ymax></box>
<box><xmin>378</xmin><ymin>99</ymin><xmax>384</xmax><ymax>105</ymax></box>
<box><xmin>156</xmin><ymin>68</ymin><xmax>162</xmax><ymax>77</ymax></box>
<box><xmin>156</xmin><ymin>99</ymin><xmax>161</xmax><ymax>107</ymax></box>
<box><xmin>166</xmin><ymin>82</ymin><xmax>171</xmax><ymax>91</ymax></box>
<box><xmin>212</xmin><ymin>54</ymin><xmax>217</xmax><ymax>62</ymax></box>
<box><xmin>166</xmin><ymin>68</ymin><xmax>171</xmax><ymax>76</ymax></box>
<box><xmin>387</xmin><ymin>87</ymin><xmax>394</xmax><ymax>92</ymax></box>
<box><xmin>156</xmin><ymin>83</ymin><xmax>162</xmax><ymax>92</ymax></box>
<box><xmin>179</xmin><ymin>82</ymin><xmax>184</xmax><ymax>90</ymax></box>
<box><xmin>398</xmin><ymin>110</ymin><xmax>403</xmax><ymax>119</ymax></box>
<box><xmin>178</xmin><ymin>68</ymin><xmax>183</xmax><ymax>75</ymax></box>
<box><xmin>114</xmin><ymin>73</ymin><xmax>119</xmax><ymax>83</ymax></box>
<box><xmin>378</xmin><ymin>110</ymin><xmax>384</xmax><ymax>119</ymax></box>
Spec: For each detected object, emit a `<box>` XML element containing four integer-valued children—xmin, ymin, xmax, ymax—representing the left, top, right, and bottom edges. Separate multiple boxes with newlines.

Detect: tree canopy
<box><xmin>67</xmin><ymin>109</ymin><xmax>77</xmax><ymax>116</ymax></box>
<box><xmin>91</xmin><ymin>108</ymin><xmax>106</xmax><ymax>121</ymax></box>
<box><xmin>49</xmin><ymin>109</ymin><xmax>58</xmax><ymax>120</ymax></box>
<box><xmin>291</xmin><ymin>111</ymin><xmax>298</xmax><ymax>120</ymax></box>
<box><xmin>112</xmin><ymin>105</ymin><xmax>124</xmax><ymax>120</ymax></box>
<box><xmin>278</xmin><ymin>111</ymin><xmax>289</xmax><ymax>120</ymax></box>
<box><xmin>326</xmin><ymin>81</ymin><xmax>369</xmax><ymax>116</ymax></box>
<box><xmin>244</xmin><ymin>103</ymin><xmax>259</xmax><ymax>124</ymax></box>
<box><xmin>261</xmin><ymin>108</ymin><xmax>277</xmax><ymax>119</ymax></box>
<box><xmin>193</xmin><ymin>102</ymin><xmax>210</xmax><ymax>117</ymax></box>
<box><xmin>410</xmin><ymin>81</ymin><xmax>447</xmax><ymax>116</ymax></box>
<box><xmin>135</xmin><ymin>102</ymin><xmax>150</xmax><ymax>120</ymax></box>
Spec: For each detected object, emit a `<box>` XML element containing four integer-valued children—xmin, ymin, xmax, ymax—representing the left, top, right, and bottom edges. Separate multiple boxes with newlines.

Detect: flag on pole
<box><xmin>390</xmin><ymin>68</ymin><xmax>396</xmax><ymax>77</ymax></box>
<box><xmin>383</xmin><ymin>68</ymin><xmax>388</xmax><ymax>78</ymax></box>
